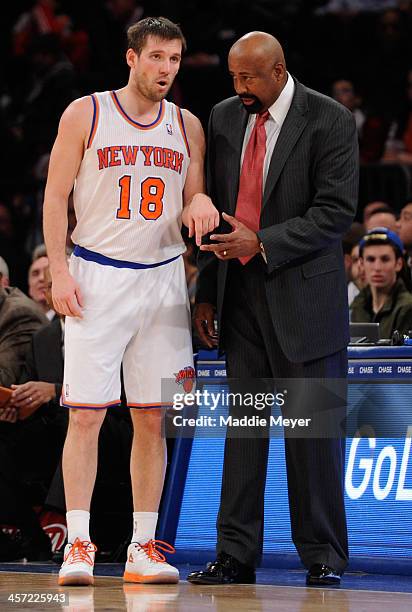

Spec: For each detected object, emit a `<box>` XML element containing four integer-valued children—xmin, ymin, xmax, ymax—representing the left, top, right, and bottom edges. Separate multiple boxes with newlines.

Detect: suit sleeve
<box><xmin>195</xmin><ymin>106</ymin><xmax>219</xmax><ymax>306</ymax></box>
<box><xmin>258</xmin><ymin>110</ymin><xmax>359</xmax><ymax>274</ymax></box>
<box><xmin>0</xmin><ymin>308</ymin><xmax>45</xmax><ymax>387</ymax></box>
<box><xmin>19</xmin><ymin>336</ymin><xmax>39</xmax><ymax>383</ymax></box>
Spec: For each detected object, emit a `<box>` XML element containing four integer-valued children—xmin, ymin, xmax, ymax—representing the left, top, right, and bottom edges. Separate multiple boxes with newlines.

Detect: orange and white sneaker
<box><xmin>123</xmin><ymin>540</ymin><xmax>179</xmax><ymax>584</ymax></box>
<box><xmin>58</xmin><ymin>538</ymin><xmax>97</xmax><ymax>586</ymax></box>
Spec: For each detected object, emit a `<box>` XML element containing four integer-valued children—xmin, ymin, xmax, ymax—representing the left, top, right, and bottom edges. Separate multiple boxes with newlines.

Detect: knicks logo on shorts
<box><xmin>174</xmin><ymin>366</ymin><xmax>196</xmax><ymax>392</ymax></box>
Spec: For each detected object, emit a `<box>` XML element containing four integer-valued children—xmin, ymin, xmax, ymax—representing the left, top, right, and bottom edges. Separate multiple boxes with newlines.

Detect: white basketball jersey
<box><xmin>71</xmin><ymin>91</ymin><xmax>190</xmax><ymax>263</ymax></box>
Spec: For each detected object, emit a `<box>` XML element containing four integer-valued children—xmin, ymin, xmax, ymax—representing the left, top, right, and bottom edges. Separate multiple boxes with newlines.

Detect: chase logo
<box><xmin>174</xmin><ymin>366</ymin><xmax>196</xmax><ymax>392</ymax></box>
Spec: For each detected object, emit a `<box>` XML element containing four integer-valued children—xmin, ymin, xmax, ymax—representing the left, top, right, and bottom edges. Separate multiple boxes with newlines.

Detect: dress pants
<box><xmin>217</xmin><ymin>257</ymin><xmax>348</xmax><ymax>572</ymax></box>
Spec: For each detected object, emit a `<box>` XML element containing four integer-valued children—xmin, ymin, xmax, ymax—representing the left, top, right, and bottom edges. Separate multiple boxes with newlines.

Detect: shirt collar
<box><xmin>267</xmin><ymin>72</ymin><xmax>295</xmax><ymax>127</ymax></box>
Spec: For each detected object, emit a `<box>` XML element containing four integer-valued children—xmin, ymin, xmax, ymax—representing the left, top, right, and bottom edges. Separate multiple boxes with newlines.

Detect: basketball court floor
<box><xmin>1</xmin><ymin>563</ymin><xmax>412</xmax><ymax>611</ymax></box>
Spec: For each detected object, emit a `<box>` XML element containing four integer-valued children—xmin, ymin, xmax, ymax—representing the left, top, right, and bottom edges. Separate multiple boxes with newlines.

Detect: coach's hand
<box><xmin>52</xmin><ymin>270</ymin><xmax>84</xmax><ymax>317</ymax></box>
<box><xmin>184</xmin><ymin>193</ymin><xmax>219</xmax><ymax>247</ymax></box>
<box><xmin>10</xmin><ymin>381</ymin><xmax>57</xmax><ymax>411</ymax></box>
<box><xmin>193</xmin><ymin>303</ymin><xmax>218</xmax><ymax>348</ymax></box>
<box><xmin>200</xmin><ymin>212</ymin><xmax>260</xmax><ymax>259</ymax></box>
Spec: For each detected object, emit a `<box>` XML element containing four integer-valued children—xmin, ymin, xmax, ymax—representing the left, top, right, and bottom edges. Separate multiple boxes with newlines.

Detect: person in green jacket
<box><xmin>351</xmin><ymin>227</ymin><xmax>412</xmax><ymax>339</ymax></box>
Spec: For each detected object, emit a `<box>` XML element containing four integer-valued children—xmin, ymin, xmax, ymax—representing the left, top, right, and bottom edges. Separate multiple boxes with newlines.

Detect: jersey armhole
<box><xmin>176</xmin><ymin>106</ymin><xmax>191</xmax><ymax>157</ymax></box>
<box><xmin>86</xmin><ymin>94</ymin><xmax>100</xmax><ymax>149</ymax></box>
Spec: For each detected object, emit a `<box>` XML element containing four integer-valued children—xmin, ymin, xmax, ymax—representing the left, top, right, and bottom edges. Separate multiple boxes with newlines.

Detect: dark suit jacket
<box><xmin>20</xmin><ymin>316</ymin><xmax>64</xmax><ymax>404</ymax></box>
<box><xmin>0</xmin><ymin>287</ymin><xmax>47</xmax><ymax>387</ymax></box>
<box><xmin>196</xmin><ymin>79</ymin><xmax>359</xmax><ymax>363</ymax></box>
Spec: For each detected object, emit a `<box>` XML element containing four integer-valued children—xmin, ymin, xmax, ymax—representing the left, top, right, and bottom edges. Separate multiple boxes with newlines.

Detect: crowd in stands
<box><xmin>344</xmin><ymin>199</ymin><xmax>412</xmax><ymax>337</ymax></box>
<box><xmin>1</xmin><ymin>0</ymin><xmax>412</xmax><ymax>562</ymax></box>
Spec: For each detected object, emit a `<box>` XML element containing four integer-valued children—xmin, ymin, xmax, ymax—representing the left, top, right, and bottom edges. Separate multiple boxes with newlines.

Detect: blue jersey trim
<box><xmin>73</xmin><ymin>245</ymin><xmax>180</xmax><ymax>269</ymax></box>
<box><xmin>87</xmin><ymin>94</ymin><xmax>97</xmax><ymax>148</ymax></box>
<box><xmin>111</xmin><ymin>90</ymin><xmax>163</xmax><ymax>128</ymax></box>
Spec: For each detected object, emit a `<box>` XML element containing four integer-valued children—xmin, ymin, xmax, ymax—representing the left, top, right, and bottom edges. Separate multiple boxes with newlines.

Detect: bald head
<box><xmin>230</xmin><ymin>32</ymin><xmax>285</xmax><ymax>66</ymax></box>
<box><xmin>228</xmin><ymin>31</ymin><xmax>287</xmax><ymax>113</ymax></box>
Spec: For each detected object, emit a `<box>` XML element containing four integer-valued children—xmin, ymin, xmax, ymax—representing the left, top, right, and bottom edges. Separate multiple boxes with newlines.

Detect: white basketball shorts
<box><xmin>61</xmin><ymin>247</ymin><xmax>195</xmax><ymax>410</ymax></box>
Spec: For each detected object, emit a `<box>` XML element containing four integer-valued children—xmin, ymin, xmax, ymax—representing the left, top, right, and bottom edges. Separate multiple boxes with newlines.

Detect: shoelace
<box><xmin>65</xmin><ymin>538</ymin><xmax>97</xmax><ymax>566</ymax></box>
<box><xmin>138</xmin><ymin>539</ymin><xmax>175</xmax><ymax>563</ymax></box>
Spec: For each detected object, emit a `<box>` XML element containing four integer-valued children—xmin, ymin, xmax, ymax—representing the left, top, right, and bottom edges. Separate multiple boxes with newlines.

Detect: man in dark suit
<box><xmin>0</xmin><ymin>314</ymin><xmax>66</xmax><ymax>561</ymax></box>
<box><xmin>188</xmin><ymin>32</ymin><xmax>358</xmax><ymax>586</ymax></box>
<box><xmin>11</xmin><ymin>315</ymin><xmax>64</xmax><ymax>418</ymax></box>
<box><xmin>0</xmin><ymin>283</ymin><xmax>47</xmax><ymax>390</ymax></box>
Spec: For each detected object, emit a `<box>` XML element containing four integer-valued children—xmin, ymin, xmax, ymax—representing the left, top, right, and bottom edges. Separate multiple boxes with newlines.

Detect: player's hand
<box><xmin>186</xmin><ymin>194</ymin><xmax>220</xmax><ymax>247</ymax></box>
<box><xmin>10</xmin><ymin>381</ymin><xmax>56</xmax><ymax>411</ymax></box>
<box><xmin>51</xmin><ymin>269</ymin><xmax>84</xmax><ymax>317</ymax></box>
<box><xmin>193</xmin><ymin>303</ymin><xmax>218</xmax><ymax>348</ymax></box>
<box><xmin>200</xmin><ymin>212</ymin><xmax>260</xmax><ymax>259</ymax></box>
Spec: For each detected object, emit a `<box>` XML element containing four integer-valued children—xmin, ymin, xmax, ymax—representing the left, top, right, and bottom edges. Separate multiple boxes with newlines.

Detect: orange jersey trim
<box><xmin>176</xmin><ymin>106</ymin><xmax>190</xmax><ymax>157</ymax></box>
<box><xmin>62</xmin><ymin>399</ymin><xmax>121</xmax><ymax>409</ymax></box>
<box><xmin>110</xmin><ymin>91</ymin><xmax>165</xmax><ymax>130</ymax></box>
<box><xmin>128</xmin><ymin>402</ymin><xmax>174</xmax><ymax>408</ymax></box>
<box><xmin>87</xmin><ymin>94</ymin><xmax>99</xmax><ymax>149</ymax></box>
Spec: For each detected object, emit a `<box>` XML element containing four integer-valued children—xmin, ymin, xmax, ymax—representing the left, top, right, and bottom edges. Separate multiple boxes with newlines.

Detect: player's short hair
<box><xmin>127</xmin><ymin>16</ymin><xmax>187</xmax><ymax>56</ymax></box>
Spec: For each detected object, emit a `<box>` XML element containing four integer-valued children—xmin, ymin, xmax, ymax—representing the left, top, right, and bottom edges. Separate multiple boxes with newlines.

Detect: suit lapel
<box><xmin>227</xmin><ymin>106</ymin><xmax>249</xmax><ymax>215</ymax></box>
<box><xmin>262</xmin><ymin>81</ymin><xmax>308</xmax><ymax>208</ymax></box>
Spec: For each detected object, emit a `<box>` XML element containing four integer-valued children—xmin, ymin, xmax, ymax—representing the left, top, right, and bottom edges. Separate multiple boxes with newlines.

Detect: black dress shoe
<box><xmin>187</xmin><ymin>552</ymin><xmax>256</xmax><ymax>584</ymax></box>
<box><xmin>306</xmin><ymin>563</ymin><xmax>341</xmax><ymax>587</ymax></box>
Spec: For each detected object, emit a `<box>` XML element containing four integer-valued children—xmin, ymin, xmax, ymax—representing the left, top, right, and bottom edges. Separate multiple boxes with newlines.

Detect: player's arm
<box><xmin>181</xmin><ymin>110</ymin><xmax>219</xmax><ymax>246</ymax></box>
<box><xmin>43</xmin><ymin>97</ymin><xmax>93</xmax><ymax>317</ymax></box>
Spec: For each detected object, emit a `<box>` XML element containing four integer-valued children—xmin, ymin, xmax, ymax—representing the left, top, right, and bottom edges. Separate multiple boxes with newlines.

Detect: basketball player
<box><xmin>43</xmin><ymin>17</ymin><xmax>219</xmax><ymax>586</ymax></box>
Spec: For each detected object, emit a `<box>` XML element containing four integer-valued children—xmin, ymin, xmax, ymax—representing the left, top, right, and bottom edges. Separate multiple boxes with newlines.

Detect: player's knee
<box><xmin>132</xmin><ymin>409</ymin><xmax>164</xmax><ymax>435</ymax></box>
<box><xmin>69</xmin><ymin>408</ymin><xmax>105</xmax><ymax>432</ymax></box>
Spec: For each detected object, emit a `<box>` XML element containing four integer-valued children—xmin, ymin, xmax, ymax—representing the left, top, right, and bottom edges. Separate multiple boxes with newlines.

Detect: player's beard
<box><xmin>135</xmin><ymin>77</ymin><xmax>172</xmax><ymax>102</ymax></box>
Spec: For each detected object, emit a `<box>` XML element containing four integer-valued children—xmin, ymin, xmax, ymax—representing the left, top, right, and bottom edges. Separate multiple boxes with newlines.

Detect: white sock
<box><xmin>132</xmin><ymin>512</ymin><xmax>158</xmax><ymax>545</ymax></box>
<box><xmin>66</xmin><ymin>510</ymin><xmax>90</xmax><ymax>543</ymax></box>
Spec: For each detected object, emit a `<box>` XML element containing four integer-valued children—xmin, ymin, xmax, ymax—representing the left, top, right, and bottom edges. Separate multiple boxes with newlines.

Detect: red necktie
<box><xmin>235</xmin><ymin>110</ymin><xmax>270</xmax><ymax>265</ymax></box>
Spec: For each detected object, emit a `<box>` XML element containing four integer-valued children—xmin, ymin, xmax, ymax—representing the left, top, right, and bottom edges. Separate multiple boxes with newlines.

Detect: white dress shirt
<box><xmin>240</xmin><ymin>72</ymin><xmax>295</xmax><ymax>191</ymax></box>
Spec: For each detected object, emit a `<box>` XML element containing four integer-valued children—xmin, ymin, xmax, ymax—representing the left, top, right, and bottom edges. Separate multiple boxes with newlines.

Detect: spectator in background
<box><xmin>15</xmin><ymin>33</ymin><xmax>78</xmax><ymax>175</ymax></box>
<box><xmin>0</xmin><ymin>202</ymin><xmax>31</xmax><ymax>293</ymax></box>
<box><xmin>332</xmin><ymin>79</ymin><xmax>365</xmax><ymax>133</ymax></box>
<box><xmin>12</xmin><ymin>0</ymin><xmax>72</xmax><ymax>57</ymax></box>
<box><xmin>396</xmin><ymin>199</ymin><xmax>412</xmax><ymax>277</ymax></box>
<box><xmin>85</xmin><ymin>0</ymin><xmax>144</xmax><ymax>90</ymax></box>
<box><xmin>28</xmin><ymin>245</ymin><xmax>55</xmax><ymax>321</ymax></box>
<box><xmin>0</xmin><ymin>278</ymin><xmax>47</xmax><ymax>389</ymax></box>
<box><xmin>0</xmin><ymin>257</ymin><xmax>10</xmax><ymax>288</ymax></box>
<box><xmin>351</xmin><ymin>227</ymin><xmax>412</xmax><ymax>338</ymax></box>
<box><xmin>362</xmin><ymin>200</ymin><xmax>391</xmax><ymax>225</ymax></box>
<box><xmin>348</xmin><ymin>243</ymin><xmax>367</xmax><ymax>306</ymax></box>
<box><xmin>383</xmin><ymin>68</ymin><xmax>412</xmax><ymax>164</ymax></box>
<box><xmin>364</xmin><ymin>205</ymin><xmax>398</xmax><ymax>231</ymax></box>
<box><xmin>332</xmin><ymin>78</ymin><xmax>389</xmax><ymax>162</ymax></box>
<box><xmin>343</xmin><ymin>221</ymin><xmax>365</xmax><ymax>280</ymax></box>
<box><xmin>315</xmin><ymin>1</ymin><xmax>399</xmax><ymax>15</ymax></box>
<box><xmin>343</xmin><ymin>222</ymin><xmax>366</xmax><ymax>306</ymax></box>
<box><xmin>11</xmin><ymin>265</ymin><xmax>62</xmax><ymax>419</ymax></box>
<box><xmin>0</xmin><ymin>266</ymin><xmax>64</xmax><ymax>562</ymax></box>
